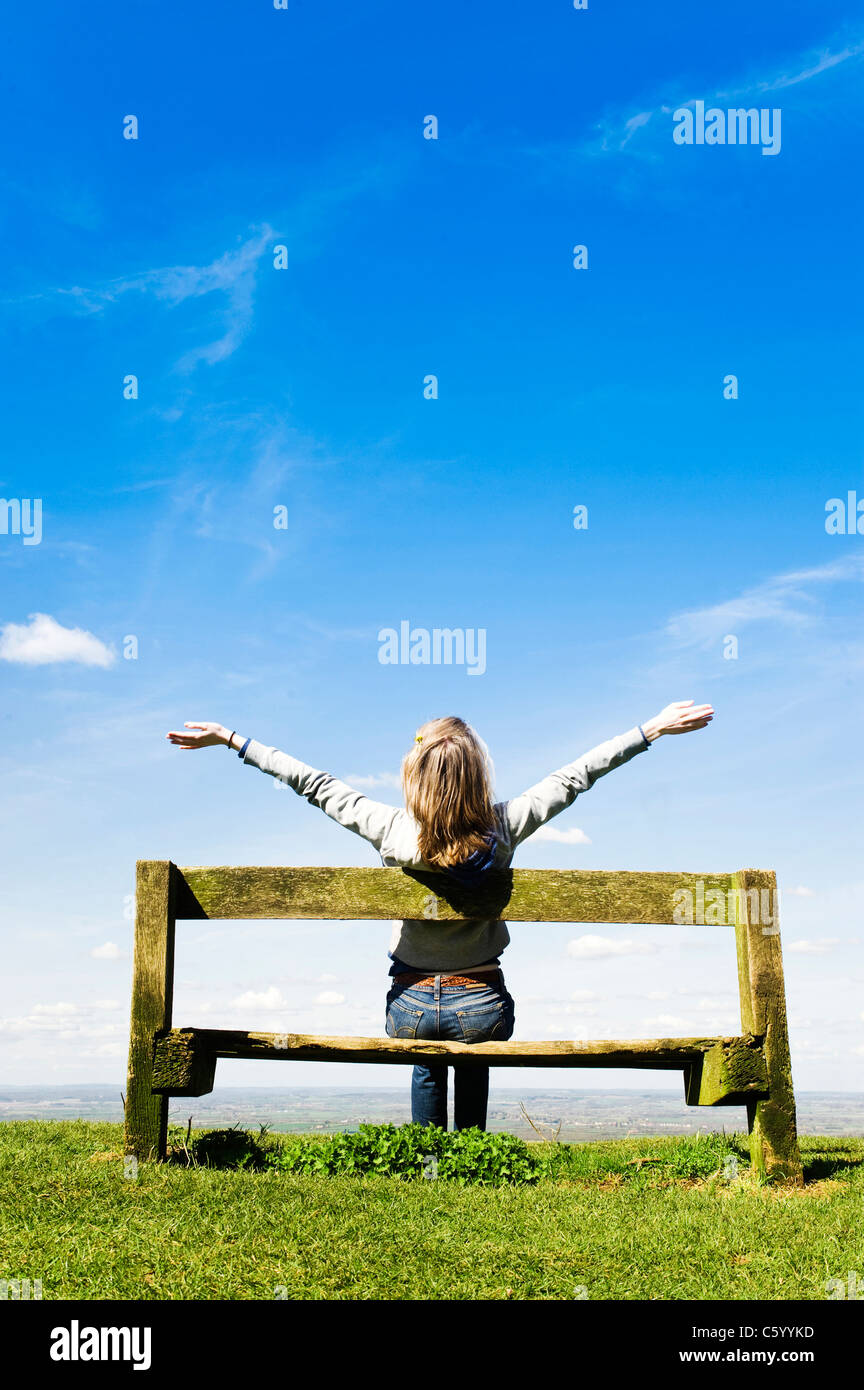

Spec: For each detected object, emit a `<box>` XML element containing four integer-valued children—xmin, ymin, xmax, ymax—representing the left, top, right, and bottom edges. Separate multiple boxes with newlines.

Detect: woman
<box><xmin>166</xmin><ymin>699</ymin><xmax>713</xmax><ymax>1131</ymax></box>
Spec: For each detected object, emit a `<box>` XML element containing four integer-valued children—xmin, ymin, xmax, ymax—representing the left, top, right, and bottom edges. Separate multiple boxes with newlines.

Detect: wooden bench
<box><xmin>123</xmin><ymin>861</ymin><xmax>802</xmax><ymax>1182</ymax></box>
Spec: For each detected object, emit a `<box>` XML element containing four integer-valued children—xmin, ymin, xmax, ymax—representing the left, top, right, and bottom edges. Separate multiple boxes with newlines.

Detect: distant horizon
<box><xmin>3</xmin><ymin>1083</ymin><xmax>862</xmax><ymax>1096</ymax></box>
<box><xmin>4</xmin><ymin>1083</ymin><xmax>860</xmax><ymax>1143</ymax></box>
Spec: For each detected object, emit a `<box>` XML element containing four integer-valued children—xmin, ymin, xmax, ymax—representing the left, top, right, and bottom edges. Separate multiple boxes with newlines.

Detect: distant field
<box><xmin>2</xmin><ymin>1086</ymin><xmax>863</xmax><ymax>1140</ymax></box>
<box><xmin>1</xmin><ymin>1121</ymin><xmax>862</xmax><ymax>1301</ymax></box>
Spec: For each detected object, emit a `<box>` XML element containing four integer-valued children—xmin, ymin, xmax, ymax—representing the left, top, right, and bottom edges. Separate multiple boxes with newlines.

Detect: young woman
<box><xmin>167</xmin><ymin>700</ymin><xmax>713</xmax><ymax>1131</ymax></box>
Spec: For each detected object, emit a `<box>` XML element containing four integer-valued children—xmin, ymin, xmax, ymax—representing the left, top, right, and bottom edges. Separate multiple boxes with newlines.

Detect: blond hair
<box><xmin>401</xmin><ymin>716</ymin><xmax>496</xmax><ymax>868</ymax></box>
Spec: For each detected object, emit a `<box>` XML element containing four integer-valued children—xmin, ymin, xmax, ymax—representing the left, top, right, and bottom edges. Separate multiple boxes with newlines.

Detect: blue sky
<box><xmin>1</xmin><ymin>1</ymin><xmax>862</xmax><ymax>1104</ymax></box>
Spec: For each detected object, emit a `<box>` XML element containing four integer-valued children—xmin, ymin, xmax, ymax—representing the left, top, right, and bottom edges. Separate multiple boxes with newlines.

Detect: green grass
<box><xmin>1</xmin><ymin>1121</ymin><xmax>862</xmax><ymax>1300</ymax></box>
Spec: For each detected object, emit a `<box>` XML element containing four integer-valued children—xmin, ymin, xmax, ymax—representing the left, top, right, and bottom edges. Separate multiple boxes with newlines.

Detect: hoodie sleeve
<box><xmin>505</xmin><ymin>726</ymin><xmax>650</xmax><ymax>848</ymax></box>
<box><xmin>241</xmin><ymin>739</ymin><xmax>403</xmax><ymax>852</ymax></box>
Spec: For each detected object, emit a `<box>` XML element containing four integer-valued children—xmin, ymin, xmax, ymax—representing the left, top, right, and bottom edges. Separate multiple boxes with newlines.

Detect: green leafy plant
<box><xmin>265</xmin><ymin>1122</ymin><xmax>541</xmax><ymax>1185</ymax></box>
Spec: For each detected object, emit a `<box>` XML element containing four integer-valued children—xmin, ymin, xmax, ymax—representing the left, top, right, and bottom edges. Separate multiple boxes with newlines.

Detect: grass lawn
<box><xmin>1</xmin><ymin>1122</ymin><xmax>862</xmax><ymax>1301</ymax></box>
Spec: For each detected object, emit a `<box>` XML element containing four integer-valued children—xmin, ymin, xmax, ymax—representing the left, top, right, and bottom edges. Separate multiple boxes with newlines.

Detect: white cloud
<box><xmin>570</xmin><ymin>989</ymin><xmax>603</xmax><ymax>1002</ymax></box>
<box><xmin>788</xmin><ymin>885</ymin><xmax>815</xmax><ymax>897</ymax></box>
<box><xmin>0</xmin><ymin>1017</ymin><xmax>42</xmax><ymax>1036</ymax></box>
<box><xmin>534</xmin><ymin>826</ymin><xmax>592</xmax><ymax>846</ymax></box>
<box><xmin>230</xmin><ymin>986</ymin><xmax>287</xmax><ymax>1011</ymax></box>
<box><xmin>566</xmin><ymin>935</ymin><xmax>658</xmax><ymax>960</ymax></box>
<box><xmin>80</xmin><ymin>1041</ymin><xmax>125</xmax><ymax>1058</ymax></box>
<box><xmin>61</xmin><ymin>1023</ymin><xmax>119</xmax><ymax>1040</ymax></box>
<box><xmin>643</xmin><ymin>1014</ymin><xmax>695</xmax><ymax>1030</ymax></box>
<box><xmin>315</xmin><ymin>991</ymin><xmax>346</xmax><ymax>1006</ymax></box>
<box><xmin>0</xmin><ymin>613</ymin><xmax>114</xmax><ymax>667</ymax></box>
<box><xmin>0</xmin><ymin>1010</ymin><xmax>123</xmax><ymax>1040</ymax></box>
<box><xmin>90</xmin><ymin>942</ymin><xmax>126</xmax><ymax>960</ymax></box>
<box><xmin>787</xmin><ymin>938</ymin><xmax>842</xmax><ymax>954</ymax></box>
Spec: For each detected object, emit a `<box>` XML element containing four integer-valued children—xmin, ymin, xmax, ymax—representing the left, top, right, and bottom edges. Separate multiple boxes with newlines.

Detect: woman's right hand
<box><xmin>166</xmin><ymin>721</ymin><xmax>232</xmax><ymax>750</ymax></box>
<box><xmin>641</xmin><ymin>701</ymin><xmax>714</xmax><ymax>741</ymax></box>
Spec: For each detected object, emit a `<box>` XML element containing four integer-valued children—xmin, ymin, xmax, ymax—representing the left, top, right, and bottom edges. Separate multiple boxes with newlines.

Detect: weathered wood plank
<box><xmin>152</xmin><ymin>1029</ymin><xmax>217</xmax><ymax>1097</ymax></box>
<box><xmin>154</xmin><ymin>1026</ymin><xmax>749</xmax><ymax>1077</ymax></box>
<box><xmin>124</xmin><ymin>862</ymin><xmax>177</xmax><ymax>1161</ymax></box>
<box><xmin>683</xmin><ymin>1037</ymin><xmax>769</xmax><ymax>1106</ymax></box>
<box><xmin>175</xmin><ymin>865</ymin><xmax>735</xmax><ymax>924</ymax></box>
<box><xmin>734</xmin><ymin>869</ymin><xmax>802</xmax><ymax>1184</ymax></box>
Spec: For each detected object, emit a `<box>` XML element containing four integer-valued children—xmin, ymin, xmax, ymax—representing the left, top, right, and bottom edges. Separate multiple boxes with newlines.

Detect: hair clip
<box><xmin>414</xmin><ymin>734</ymin><xmax>423</xmax><ymax>743</ymax></box>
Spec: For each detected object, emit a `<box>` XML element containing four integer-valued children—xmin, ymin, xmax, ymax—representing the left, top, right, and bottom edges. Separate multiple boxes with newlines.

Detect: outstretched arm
<box><xmin>166</xmin><ymin>721</ymin><xmax>403</xmax><ymax>852</ymax></box>
<box><xmin>505</xmin><ymin>701</ymin><xmax>713</xmax><ymax>848</ymax></box>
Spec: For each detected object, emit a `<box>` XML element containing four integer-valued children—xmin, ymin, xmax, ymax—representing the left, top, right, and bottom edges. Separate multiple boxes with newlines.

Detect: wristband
<box><xmin>237</xmin><ymin>736</ymin><xmax>251</xmax><ymax>760</ymax></box>
<box><xmin>638</xmin><ymin>724</ymin><xmax>651</xmax><ymax>748</ymax></box>
<box><xmin>226</xmin><ymin>730</ymin><xmax>236</xmax><ymax>750</ymax></box>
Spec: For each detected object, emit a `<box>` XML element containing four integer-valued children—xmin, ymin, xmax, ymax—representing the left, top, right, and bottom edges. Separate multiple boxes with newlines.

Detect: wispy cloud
<box><xmin>185</xmin><ymin>421</ymin><xmax>338</xmax><ymax>583</ymax></box>
<box><xmin>720</xmin><ymin>42</ymin><xmax>864</xmax><ymax>96</ymax></box>
<box><xmin>619</xmin><ymin>111</ymin><xmax>654</xmax><ymax>148</ymax></box>
<box><xmin>664</xmin><ymin>555</ymin><xmax>864</xmax><ymax>650</ymax></box>
<box><xmin>53</xmin><ymin>224</ymin><xmax>275</xmax><ymax>372</ymax></box>
<box><xmin>0</xmin><ymin>613</ymin><xmax>115</xmax><ymax>668</ymax></box>
<box><xmin>576</xmin><ymin>33</ymin><xmax>864</xmax><ymax>158</ymax></box>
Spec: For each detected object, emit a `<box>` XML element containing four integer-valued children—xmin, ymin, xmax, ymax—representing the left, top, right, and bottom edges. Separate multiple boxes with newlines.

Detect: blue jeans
<box><xmin>385</xmin><ymin>973</ymin><xmax>516</xmax><ymax>1130</ymax></box>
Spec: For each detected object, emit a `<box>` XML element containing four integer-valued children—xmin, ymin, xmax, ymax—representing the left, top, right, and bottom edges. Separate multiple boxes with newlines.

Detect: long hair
<box><xmin>401</xmin><ymin>716</ymin><xmax>496</xmax><ymax>868</ymax></box>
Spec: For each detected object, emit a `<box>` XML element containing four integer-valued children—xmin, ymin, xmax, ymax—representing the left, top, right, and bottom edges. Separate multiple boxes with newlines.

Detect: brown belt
<box><xmin>394</xmin><ymin>969</ymin><xmax>501</xmax><ymax>989</ymax></box>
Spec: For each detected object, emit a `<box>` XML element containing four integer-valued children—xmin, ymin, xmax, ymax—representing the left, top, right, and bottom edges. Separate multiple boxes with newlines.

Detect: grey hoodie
<box><xmin>241</xmin><ymin>726</ymin><xmax>650</xmax><ymax>971</ymax></box>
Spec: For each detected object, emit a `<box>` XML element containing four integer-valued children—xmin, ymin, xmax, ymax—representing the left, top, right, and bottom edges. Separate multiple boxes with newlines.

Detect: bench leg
<box><xmin>124</xmin><ymin>861</ymin><xmax>177</xmax><ymax>1162</ymax></box>
<box><xmin>734</xmin><ymin>869</ymin><xmax>803</xmax><ymax>1184</ymax></box>
<box><xmin>746</xmin><ymin>1096</ymin><xmax>801</xmax><ymax>1184</ymax></box>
